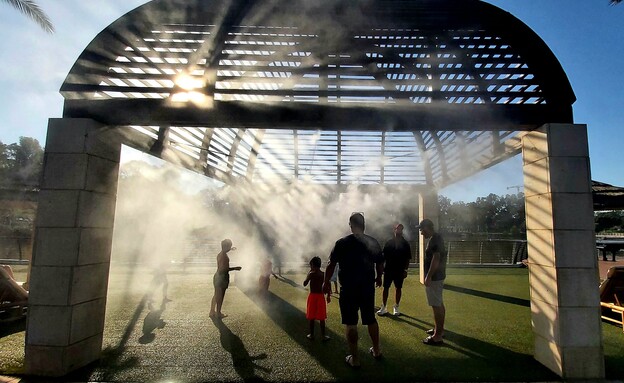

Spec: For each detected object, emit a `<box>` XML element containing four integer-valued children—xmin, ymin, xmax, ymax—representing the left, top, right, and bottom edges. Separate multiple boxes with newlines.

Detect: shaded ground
<box><xmin>1</xmin><ymin>265</ymin><xmax>623</xmax><ymax>382</ymax></box>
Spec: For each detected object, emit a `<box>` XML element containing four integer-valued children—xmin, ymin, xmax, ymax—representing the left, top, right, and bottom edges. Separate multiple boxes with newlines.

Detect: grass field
<box><xmin>1</xmin><ymin>265</ymin><xmax>623</xmax><ymax>382</ymax></box>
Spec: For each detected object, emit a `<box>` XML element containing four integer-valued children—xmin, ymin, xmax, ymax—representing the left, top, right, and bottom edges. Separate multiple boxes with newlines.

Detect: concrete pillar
<box><xmin>522</xmin><ymin>123</ymin><xmax>604</xmax><ymax>379</ymax></box>
<box><xmin>25</xmin><ymin>118</ymin><xmax>121</xmax><ymax>376</ymax></box>
<box><xmin>418</xmin><ymin>191</ymin><xmax>439</xmax><ymax>284</ymax></box>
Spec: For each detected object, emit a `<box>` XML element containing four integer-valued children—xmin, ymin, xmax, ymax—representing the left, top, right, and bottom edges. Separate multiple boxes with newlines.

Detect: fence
<box><xmin>0</xmin><ymin>235</ymin><xmax>32</xmax><ymax>263</ymax></box>
<box><xmin>1</xmin><ymin>236</ymin><xmax>528</xmax><ymax>267</ymax></box>
<box><xmin>445</xmin><ymin>239</ymin><xmax>527</xmax><ymax>266</ymax></box>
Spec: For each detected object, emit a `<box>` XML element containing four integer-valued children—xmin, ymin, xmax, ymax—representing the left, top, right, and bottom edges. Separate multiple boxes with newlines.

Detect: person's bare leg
<box><xmin>395</xmin><ymin>287</ymin><xmax>402</xmax><ymax>305</ymax></box>
<box><xmin>209</xmin><ymin>294</ymin><xmax>217</xmax><ymax>316</ymax></box>
<box><xmin>346</xmin><ymin>325</ymin><xmax>360</xmax><ymax>365</ymax></box>
<box><xmin>1</xmin><ymin>265</ymin><xmax>15</xmax><ymax>279</ymax></box>
<box><xmin>432</xmin><ymin>303</ymin><xmax>445</xmax><ymax>340</ymax></box>
<box><xmin>162</xmin><ymin>279</ymin><xmax>171</xmax><ymax>302</ymax></box>
<box><xmin>367</xmin><ymin>321</ymin><xmax>381</xmax><ymax>356</ymax></box>
<box><xmin>381</xmin><ymin>287</ymin><xmax>389</xmax><ymax>307</ymax></box>
<box><xmin>319</xmin><ymin>320</ymin><xmax>329</xmax><ymax>340</ymax></box>
<box><xmin>308</xmin><ymin>320</ymin><xmax>315</xmax><ymax>338</ymax></box>
<box><xmin>216</xmin><ymin>288</ymin><xmax>226</xmax><ymax>317</ymax></box>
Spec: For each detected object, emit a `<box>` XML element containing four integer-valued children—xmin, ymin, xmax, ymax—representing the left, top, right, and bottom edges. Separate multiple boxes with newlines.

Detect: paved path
<box><xmin>598</xmin><ymin>257</ymin><xmax>624</xmax><ymax>280</ymax></box>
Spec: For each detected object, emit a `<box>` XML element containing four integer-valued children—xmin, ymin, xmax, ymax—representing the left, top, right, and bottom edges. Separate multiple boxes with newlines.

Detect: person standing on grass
<box><xmin>258</xmin><ymin>257</ymin><xmax>272</xmax><ymax>294</ymax></box>
<box><xmin>303</xmin><ymin>256</ymin><xmax>331</xmax><ymax>341</ymax></box>
<box><xmin>377</xmin><ymin>223</ymin><xmax>412</xmax><ymax>316</ymax></box>
<box><xmin>209</xmin><ymin>239</ymin><xmax>241</xmax><ymax>319</ymax></box>
<box><xmin>418</xmin><ymin>218</ymin><xmax>447</xmax><ymax>345</ymax></box>
<box><xmin>323</xmin><ymin>212</ymin><xmax>384</xmax><ymax>368</ymax></box>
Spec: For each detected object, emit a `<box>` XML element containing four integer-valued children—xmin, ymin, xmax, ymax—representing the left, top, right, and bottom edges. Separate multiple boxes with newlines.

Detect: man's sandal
<box><xmin>345</xmin><ymin>355</ymin><xmax>361</xmax><ymax>368</ymax></box>
<box><xmin>369</xmin><ymin>346</ymin><xmax>383</xmax><ymax>360</ymax></box>
<box><xmin>422</xmin><ymin>335</ymin><xmax>444</xmax><ymax>346</ymax></box>
<box><xmin>425</xmin><ymin>328</ymin><xmax>444</xmax><ymax>337</ymax></box>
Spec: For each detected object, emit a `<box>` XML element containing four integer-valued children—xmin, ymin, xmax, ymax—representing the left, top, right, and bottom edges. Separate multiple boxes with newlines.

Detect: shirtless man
<box><xmin>209</xmin><ymin>239</ymin><xmax>241</xmax><ymax>318</ymax></box>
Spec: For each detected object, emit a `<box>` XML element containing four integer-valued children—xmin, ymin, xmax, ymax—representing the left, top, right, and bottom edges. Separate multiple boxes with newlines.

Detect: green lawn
<box><xmin>1</xmin><ymin>265</ymin><xmax>623</xmax><ymax>382</ymax></box>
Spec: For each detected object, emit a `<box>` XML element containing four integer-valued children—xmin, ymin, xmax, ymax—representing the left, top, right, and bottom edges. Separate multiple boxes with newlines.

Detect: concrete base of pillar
<box><xmin>25</xmin><ymin>118</ymin><xmax>121</xmax><ymax>377</ymax></box>
<box><xmin>26</xmin><ymin>334</ymin><xmax>103</xmax><ymax>376</ymax></box>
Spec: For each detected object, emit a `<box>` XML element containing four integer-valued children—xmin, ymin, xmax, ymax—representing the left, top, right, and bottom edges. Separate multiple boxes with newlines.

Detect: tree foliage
<box><xmin>1</xmin><ymin>0</ymin><xmax>54</xmax><ymax>33</ymax></box>
<box><xmin>0</xmin><ymin>137</ymin><xmax>44</xmax><ymax>187</ymax></box>
<box><xmin>595</xmin><ymin>211</ymin><xmax>624</xmax><ymax>233</ymax></box>
<box><xmin>439</xmin><ymin>193</ymin><xmax>526</xmax><ymax>237</ymax></box>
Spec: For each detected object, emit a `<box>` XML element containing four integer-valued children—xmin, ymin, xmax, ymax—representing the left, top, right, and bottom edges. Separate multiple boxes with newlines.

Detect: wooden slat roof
<box><xmin>60</xmin><ymin>0</ymin><xmax>576</xmax><ymax>188</ymax></box>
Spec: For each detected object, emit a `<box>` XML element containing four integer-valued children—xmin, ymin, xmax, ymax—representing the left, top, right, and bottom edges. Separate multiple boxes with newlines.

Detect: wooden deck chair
<box><xmin>599</xmin><ymin>266</ymin><xmax>624</xmax><ymax>332</ymax></box>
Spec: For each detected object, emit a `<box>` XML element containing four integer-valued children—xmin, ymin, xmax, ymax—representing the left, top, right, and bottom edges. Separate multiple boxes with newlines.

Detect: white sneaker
<box><xmin>393</xmin><ymin>305</ymin><xmax>400</xmax><ymax>316</ymax></box>
<box><xmin>377</xmin><ymin>305</ymin><xmax>388</xmax><ymax>316</ymax></box>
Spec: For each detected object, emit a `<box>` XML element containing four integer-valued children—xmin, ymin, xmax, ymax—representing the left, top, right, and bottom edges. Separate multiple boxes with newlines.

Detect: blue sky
<box><xmin>0</xmin><ymin>0</ymin><xmax>622</xmax><ymax>202</ymax></box>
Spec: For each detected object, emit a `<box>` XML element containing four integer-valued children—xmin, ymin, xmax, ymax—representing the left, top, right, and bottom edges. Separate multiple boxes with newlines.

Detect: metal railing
<box><xmin>0</xmin><ymin>236</ymin><xmax>31</xmax><ymax>262</ymax></box>
<box><xmin>445</xmin><ymin>239</ymin><xmax>527</xmax><ymax>266</ymax></box>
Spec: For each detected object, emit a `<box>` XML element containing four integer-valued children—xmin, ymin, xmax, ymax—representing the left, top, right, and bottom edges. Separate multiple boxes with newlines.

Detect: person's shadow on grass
<box><xmin>383</xmin><ymin>311</ymin><xmax>431</xmax><ymax>330</ymax></box>
<box><xmin>60</xmin><ymin>295</ymin><xmax>147</xmax><ymax>382</ymax></box>
<box><xmin>139</xmin><ymin>299</ymin><xmax>168</xmax><ymax>344</ymax></box>
<box><xmin>211</xmin><ymin>316</ymin><xmax>271</xmax><ymax>382</ymax></box>
<box><xmin>246</xmin><ymin>289</ymin><xmax>367</xmax><ymax>381</ymax></box>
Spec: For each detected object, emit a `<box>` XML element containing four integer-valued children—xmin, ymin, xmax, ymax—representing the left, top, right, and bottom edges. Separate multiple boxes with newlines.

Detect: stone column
<box><xmin>418</xmin><ymin>190</ymin><xmax>439</xmax><ymax>284</ymax></box>
<box><xmin>522</xmin><ymin>123</ymin><xmax>604</xmax><ymax>379</ymax></box>
<box><xmin>25</xmin><ymin>118</ymin><xmax>121</xmax><ymax>376</ymax></box>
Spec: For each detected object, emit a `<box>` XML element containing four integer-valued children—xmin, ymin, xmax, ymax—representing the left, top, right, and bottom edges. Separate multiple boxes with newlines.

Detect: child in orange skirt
<box><xmin>303</xmin><ymin>256</ymin><xmax>331</xmax><ymax>341</ymax></box>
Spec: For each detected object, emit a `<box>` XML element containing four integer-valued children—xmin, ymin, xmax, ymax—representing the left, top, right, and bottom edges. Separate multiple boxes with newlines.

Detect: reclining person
<box><xmin>0</xmin><ymin>265</ymin><xmax>28</xmax><ymax>303</ymax></box>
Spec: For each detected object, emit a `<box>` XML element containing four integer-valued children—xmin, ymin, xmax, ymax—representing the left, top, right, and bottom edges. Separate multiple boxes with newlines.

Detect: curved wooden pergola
<box><xmin>26</xmin><ymin>0</ymin><xmax>603</xmax><ymax>379</ymax></box>
<box><xmin>60</xmin><ymin>0</ymin><xmax>574</xmax><ymax>189</ymax></box>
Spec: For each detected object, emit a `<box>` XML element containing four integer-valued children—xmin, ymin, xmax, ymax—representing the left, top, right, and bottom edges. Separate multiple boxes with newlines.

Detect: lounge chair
<box><xmin>599</xmin><ymin>266</ymin><xmax>624</xmax><ymax>332</ymax></box>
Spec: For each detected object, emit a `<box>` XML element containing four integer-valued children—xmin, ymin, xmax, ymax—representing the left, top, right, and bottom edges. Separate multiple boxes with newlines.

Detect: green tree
<box><xmin>1</xmin><ymin>0</ymin><xmax>54</xmax><ymax>33</ymax></box>
<box><xmin>441</xmin><ymin>192</ymin><xmax>526</xmax><ymax>237</ymax></box>
<box><xmin>0</xmin><ymin>137</ymin><xmax>44</xmax><ymax>187</ymax></box>
<box><xmin>438</xmin><ymin>195</ymin><xmax>452</xmax><ymax>223</ymax></box>
<box><xmin>595</xmin><ymin>211</ymin><xmax>624</xmax><ymax>233</ymax></box>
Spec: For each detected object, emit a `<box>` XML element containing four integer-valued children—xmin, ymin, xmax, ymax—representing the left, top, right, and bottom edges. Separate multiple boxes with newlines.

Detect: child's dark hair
<box><xmin>310</xmin><ymin>256</ymin><xmax>322</xmax><ymax>268</ymax></box>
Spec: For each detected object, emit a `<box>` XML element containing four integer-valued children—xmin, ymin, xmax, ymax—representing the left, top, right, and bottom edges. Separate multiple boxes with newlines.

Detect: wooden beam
<box><xmin>64</xmin><ymin>99</ymin><xmax>572</xmax><ymax>131</ymax></box>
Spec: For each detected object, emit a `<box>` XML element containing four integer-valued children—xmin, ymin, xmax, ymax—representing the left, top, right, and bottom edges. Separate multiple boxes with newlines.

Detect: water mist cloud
<box><xmin>112</xmin><ymin>151</ymin><xmax>420</xmax><ymax>293</ymax></box>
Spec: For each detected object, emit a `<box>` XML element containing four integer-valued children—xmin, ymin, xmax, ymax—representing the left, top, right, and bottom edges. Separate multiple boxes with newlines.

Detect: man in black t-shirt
<box><xmin>323</xmin><ymin>212</ymin><xmax>384</xmax><ymax>368</ymax></box>
<box><xmin>419</xmin><ymin>218</ymin><xmax>447</xmax><ymax>345</ymax></box>
<box><xmin>378</xmin><ymin>223</ymin><xmax>411</xmax><ymax>316</ymax></box>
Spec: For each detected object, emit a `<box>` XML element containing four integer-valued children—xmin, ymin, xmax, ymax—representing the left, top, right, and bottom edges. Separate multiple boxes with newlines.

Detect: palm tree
<box><xmin>2</xmin><ymin>0</ymin><xmax>54</xmax><ymax>33</ymax></box>
<box><xmin>610</xmin><ymin>0</ymin><xmax>622</xmax><ymax>4</ymax></box>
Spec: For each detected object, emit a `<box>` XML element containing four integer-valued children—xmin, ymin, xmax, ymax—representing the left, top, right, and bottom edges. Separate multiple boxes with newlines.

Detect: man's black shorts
<box><xmin>383</xmin><ymin>271</ymin><xmax>405</xmax><ymax>289</ymax></box>
<box><xmin>339</xmin><ymin>286</ymin><xmax>377</xmax><ymax>326</ymax></box>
